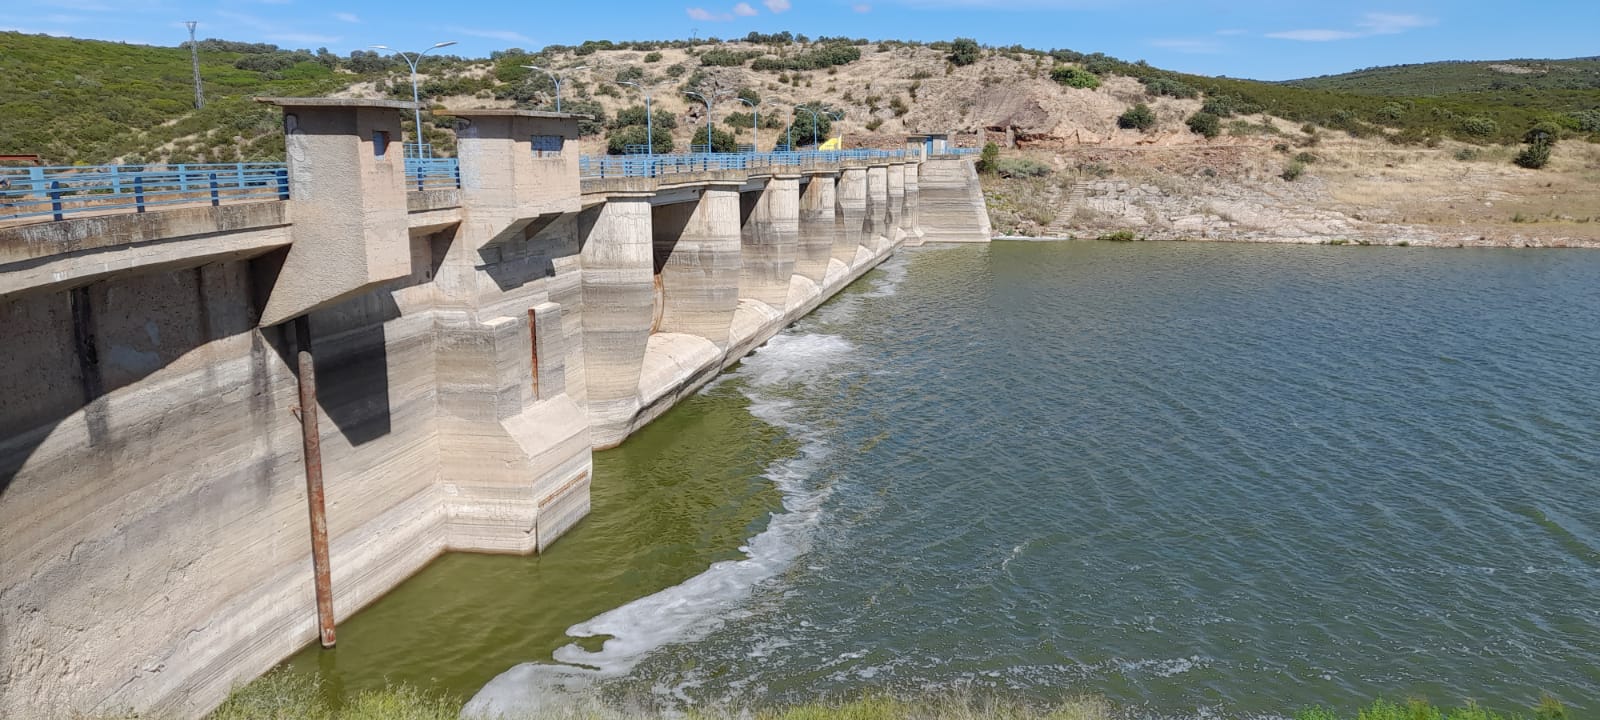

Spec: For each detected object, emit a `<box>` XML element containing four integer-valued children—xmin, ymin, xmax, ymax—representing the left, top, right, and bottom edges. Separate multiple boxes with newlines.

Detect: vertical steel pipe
<box><xmin>294</xmin><ymin>316</ymin><xmax>337</xmax><ymax>649</ymax></box>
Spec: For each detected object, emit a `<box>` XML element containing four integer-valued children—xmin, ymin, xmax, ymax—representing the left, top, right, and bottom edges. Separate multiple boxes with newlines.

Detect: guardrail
<box><xmin>1</xmin><ymin>163</ymin><xmax>288</xmax><ymax>223</ymax></box>
<box><xmin>404</xmin><ymin>158</ymin><xmax>460</xmax><ymax>192</ymax></box>
<box><xmin>578</xmin><ymin>148</ymin><xmax>918</xmax><ymax>179</ymax></box>
<box><xmin>4</xmin><ymin>149</ymin><xmax>971</xmax><ymax>225</ymax></box>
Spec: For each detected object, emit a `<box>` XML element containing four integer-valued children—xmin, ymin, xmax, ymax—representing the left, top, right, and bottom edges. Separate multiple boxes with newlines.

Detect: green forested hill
<box><xmin>0</xmin><ymin>32</ymin><xmax>369</xmax><ymax>164</ymax></box>
<box><xmin>1286</xmin><ymin>57</ymin><xmax>1600</xmax><ymax>95</ymax></box>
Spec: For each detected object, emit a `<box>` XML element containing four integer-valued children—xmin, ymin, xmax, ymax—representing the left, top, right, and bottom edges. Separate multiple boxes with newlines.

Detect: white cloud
<box><xmin>733</xmin><ymin>2</ymin><xmax>759</xmax><ymax>15</ymax></box>
<box><xmin>333</xmin><ymin>12</ymin><xmax>359</xmax><ymax>23</ymax></box>
<box><xmin>764</xmin><ymin>0</ymin><xmax>791</xmax><ymax>11</ymax></box>
<box><xmin>449</xmin><ymin>26</ymin><xmax>534</xmax><ymax>43</ymax></box>
<box><xmin>1267</xmin><ymin>29</ymin><xmax>1360</xmax><ymax>41</ymax></box>
<box><xmin>687</xmin><ymin>6</ymin><xmax>734</xmax><ymax>20</ymax></box>
<box><xmin>1214</xmin><ymin>28</ymin><xmax>1248</xmax><ymax>36</ymax></box>
<box><xmin>1360</xmin><ymin>13</ymin><xmax>1433</xmax><ymax>34</ymax></box>
<box><xmin>1268</xmin><ymin>12</ymin><xmax>1435</xmax><ymax>42</ymax></box>
<box><xmin>852</xmin><ymin>2</ymin><xmax>871</xmax><ymax>11</ymax></box>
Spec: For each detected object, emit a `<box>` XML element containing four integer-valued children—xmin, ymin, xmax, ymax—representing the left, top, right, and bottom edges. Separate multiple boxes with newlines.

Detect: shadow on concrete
<box><xmin>651</xmin><ymin>200</ymin><xmax>694</xmax><ymax>275</ymax></box>
<box><xmin>0</xmin><ymin>255</ymin><xmax>292</xmax><ymax>499</ymax></box>
<box><xmin>481</xmin><ymin>214</ymin><xmax>572</xmax><ymax>293</ymax></box>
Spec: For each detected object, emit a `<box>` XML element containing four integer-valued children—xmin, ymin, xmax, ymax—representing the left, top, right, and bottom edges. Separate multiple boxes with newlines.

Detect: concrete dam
<box><xmin>0</xmin><ymin>99</ymin><xmax>991</xmax><ymax>719</ymax></box>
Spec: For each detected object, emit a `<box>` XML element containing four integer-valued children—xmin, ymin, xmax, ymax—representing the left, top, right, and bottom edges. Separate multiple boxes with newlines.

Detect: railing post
<box><xmin>29</xmin><ymin>167</ymin><xmax>45</xmax><ymax>200</ymax></box>
<box><xmin>134</xmin><ymin>176</ymin><xmax>146</xmax><ymax>213</ymax></box>
<box><xmin>209</xmin><ymin>172</ymin><xmax>220</xmax><ymax>207</ymax></box>
<box><xmin>416</xmin><ymin>167</ymin><xmax>425</xmax><ymax>193</ymax></box>
<box><xmin>178</xmin><ymin>164</ymin><xmax>188</xmax><ymax>193</ymax></box>
<box><xmin>237</xmin><ymin>164</ymin><xmax>246</xmax><ymax>194</ymax></box>
<box><xmin>276</xmin><ymin>168</ymin><xmax>289</xmax><ymax>200</ymax></box>
<box><xmin>50</xmin><ymin>180</ymin><xmax>64</xmax><ymax>222</ymax></box>
<box><xmin>453</xmin><ymin>162</ymin><xmax>461</xmax><ymax>189</ymax></box>
<box><xmin>109</xmin><ymin>165</ymin><xmax>122</xmax><ymax>195</ymax></box>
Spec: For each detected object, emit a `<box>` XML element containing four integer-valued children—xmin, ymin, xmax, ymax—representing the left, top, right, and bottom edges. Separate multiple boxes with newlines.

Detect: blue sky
<box><xmin>6</xmin><ymin>0</ymin><xmax>1598</xmax><ymax>81</ymax></box>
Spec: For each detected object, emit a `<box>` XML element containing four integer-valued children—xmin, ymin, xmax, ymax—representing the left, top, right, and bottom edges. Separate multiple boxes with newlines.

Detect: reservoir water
<box><xmin>292</xmin><ymin>241</ymin><xmax>1600</xmax><ymax>717</ymax></box>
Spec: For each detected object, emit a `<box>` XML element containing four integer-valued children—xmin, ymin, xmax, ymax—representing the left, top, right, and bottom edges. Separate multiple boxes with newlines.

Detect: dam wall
<box><xmin>0</xmin><ymin>100</ymin><xmax>990</xmax><ymax>719</ymax></box>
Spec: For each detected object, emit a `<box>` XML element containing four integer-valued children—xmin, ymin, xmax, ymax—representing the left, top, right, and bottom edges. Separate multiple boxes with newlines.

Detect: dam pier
<box><xmin>0</xmin><ymin>99</ymin><xmax>990</xmax><ymax>719</ymax></box>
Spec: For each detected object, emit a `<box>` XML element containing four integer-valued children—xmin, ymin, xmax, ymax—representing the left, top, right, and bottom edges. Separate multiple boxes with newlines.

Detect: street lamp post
<box><xmin>685</xmin><ymin>90</ymin><xmax>730</xmax><ymax>153</ymax></box>
<box><xmin>734</xmin><ymin>97</ymin><xmax>759</xmax><ymax>153</ymax></box>
<box><xmin>619</xmin><ymin>81</ymin><xmax>654</xmax><ymax>157</ymax></box>
<box><xmin>524</xmin><ymin>65</ymin><xmax>588</xmax><ymax>113</ymax></box>
<box><xmin>370</xmin><ymin>41</ymin><xmax>457</xmax><ymax>159</ymax></box>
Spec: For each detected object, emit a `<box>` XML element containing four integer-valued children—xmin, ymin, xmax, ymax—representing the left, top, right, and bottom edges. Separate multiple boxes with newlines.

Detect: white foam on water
<box><xmin>464</xmin><ymin>333</ymin><xmax>857</xmax><ymax>718</ymax></box>
<box><xmin>860</xmin><ymin>256</ymin><xmax>909</xmax><ymax>298</ymax></box>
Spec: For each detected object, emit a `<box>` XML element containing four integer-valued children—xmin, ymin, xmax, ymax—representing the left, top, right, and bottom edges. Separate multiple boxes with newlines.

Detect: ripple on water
<box><xmin>469</xmin><ymin>243</ymin><xmax>1600</xmax><ymax>718</ymax></box>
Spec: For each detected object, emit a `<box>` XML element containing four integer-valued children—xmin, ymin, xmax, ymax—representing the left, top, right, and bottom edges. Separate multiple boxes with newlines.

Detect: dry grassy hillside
<box><xmin>982</xmin><ymin>134</ymin><xmax>1600</xmax><ymax>248</ymax></box>
<box><xmin>326</xmin><ymin>42</ymin><xmax>1224</xmax><ymax>156</ymax></box>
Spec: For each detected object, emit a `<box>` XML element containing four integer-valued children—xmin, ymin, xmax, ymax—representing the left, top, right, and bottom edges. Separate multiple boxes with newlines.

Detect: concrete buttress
<box><xmin>579</xmin><ymin>195</ymin><xmax>655</xmax><ymax>448</ymax></box>
<box><xmin>739</xmin><ymin>175</ymin><xmax>800</xmax><ymax>311</ymax></box>
<box><xmin>653</xmin><ymin>182</ymin><xmax>742</xmax><ymax>348</ymax></box>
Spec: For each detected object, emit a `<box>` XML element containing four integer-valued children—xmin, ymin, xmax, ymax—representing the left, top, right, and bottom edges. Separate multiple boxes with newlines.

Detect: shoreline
<box><xmin>991</xmin><ymin>233</ymin><xmax>1600</xmax><ymax>249</ymax></box>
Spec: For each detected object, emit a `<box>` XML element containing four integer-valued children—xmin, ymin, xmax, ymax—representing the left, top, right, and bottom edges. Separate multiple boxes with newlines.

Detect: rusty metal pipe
<box><xmin>294</xmin><ymin>316</ymin><xmax>336</xmax><ymax>649</ymax></box>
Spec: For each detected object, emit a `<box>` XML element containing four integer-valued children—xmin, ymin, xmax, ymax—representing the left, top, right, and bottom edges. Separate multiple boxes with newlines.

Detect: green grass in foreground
<box><xmin>184</xmin><ymin>669</ymin><xmax>1578</xmax><ymax>720</ymax></box>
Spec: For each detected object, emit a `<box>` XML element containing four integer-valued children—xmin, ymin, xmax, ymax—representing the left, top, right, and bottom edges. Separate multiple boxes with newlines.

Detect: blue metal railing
<box><xmin>2</xmin><ymin>148</ymin><xmax>978</xmax><ymax>225</ymax></box>
<box><xmin>1</xmin><ymin>163</ymin><xmax>288</xmax><ymax>223</ymax></box>
<box><xmin>577</xmin><ymin>148</ymin><xmax>918</xmax><ymax>179</ymax></box>
<box><xmin>403</xmin><ymin>158</ymin><xmax>460</xmax><ymax>192</ymax></box>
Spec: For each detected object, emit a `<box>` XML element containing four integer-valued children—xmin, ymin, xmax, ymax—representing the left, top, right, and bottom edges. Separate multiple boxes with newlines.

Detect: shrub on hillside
<box><xmin>1513</xmin><ymin>142</ymin><xmax>1551</xmax><ymax>168</ymax></box>
<box><xmin>977</xmin><ymin>141</ymin><xmax>1000</xmax><ymax>173</ymax></box>
<box><xmin>1050</xmin><ymin>66</ymin><xmax>1101</xmax><ymax>90</ymax></box>
<box><xmin>605</xmin><ymin>124</ymin><xmax>674</xmax><ymax>154</ymax></box>
<box><xmin>995</xmin><ymin>157</ymin><xmax>1051</xmax><ymax>178</ymax></box>
<box><xmin>700</xmin><ymin>48</ymin><xmax>759</xmax><ymax>67</ymax></box>
<box><xmin>609</xmin><ymin>105</ymin><xmax>678</xmax><ymax>131</ymax></box>
<box><xmin>1187</xmin><ymin>112</ymin><xmax>1222</xmax><ymax>139</ymax></box>
<box><xmin>615</xmin><ymin>66</ymin><xmax>644</xmax><ymax>83</ymax></box>
<box><xmin>1281</xmin><ymin>160</ymin><xmax>1306</xmax><ymax>181</ymax></box>
<box><xmin>643</xmin><ymin>51</ymin><xmax>663</xmax><ymax>63</ymax></box>
<box><xmin>1514</xmin><ymin>121</ymin><xmax>1560</xmax><ymax>169</ymax></box>
<box><xmin>751</xmin><ymin>43</ymin><xmax>860</xmax><ymax>71</ymax></box>
<box><xmin>1141</xmin><ymin>76</ymin><xmax>1199</xmax><ymax>99</ymax></box>
<box><xmin>1458</xmin><ymin>116</ymin><xmax>1499</xmax><ymax>138</ymax></box>
<box><xmin>948</xmin><ymin>38</ymin><xmax>981</xmax><ymax>67</ymax></box>
<box><xmin>1118</xmin><ymin>103</ymin><xmax>1156</xmax><ymax>131</ymax></box>
<box><xmin>1570</xmin><ymin>109</ymin><xmax>1600</xmax><ymax>133</ymax></box>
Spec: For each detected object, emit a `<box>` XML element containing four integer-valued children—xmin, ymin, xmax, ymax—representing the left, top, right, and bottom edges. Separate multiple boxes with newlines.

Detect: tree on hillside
<box><xmin>606</xmin><ymin>125</ymin><xmax>674</xmax><ymax>154</ymax></box>
<box><xmin>948</xmin><ymin>38</ymin><xmax>981</xmax><ymax>67</ymax></box>
<box><xmin>977</xmin><ymin>141</ymin><xmax>999</xmax><ymax>174</ymax></box>
<box><xmin>784</xmin><ymin>104</ymin><xmax>839</xmax><ymax>148</ymax></box>
<box><xmin>692</xmin><ymin>125</ymin><xmax>738</xmax><ymax>153</ymax></box>
<box><xmin>1514</xmin><ymin>122</ymin><xmax>1560</xmax><ymax>169</ymax></box>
